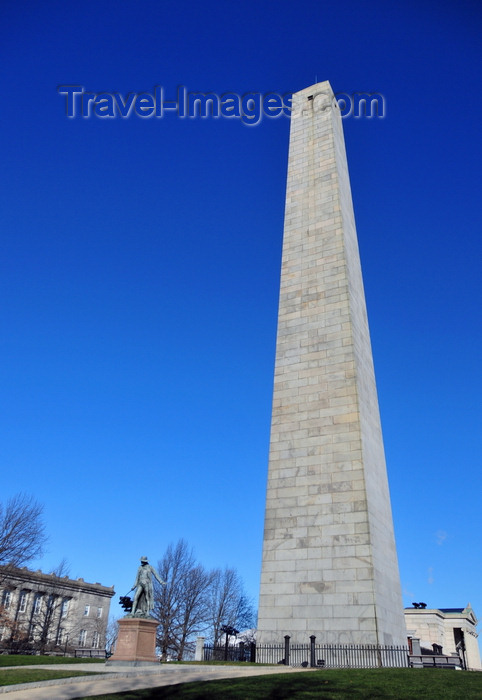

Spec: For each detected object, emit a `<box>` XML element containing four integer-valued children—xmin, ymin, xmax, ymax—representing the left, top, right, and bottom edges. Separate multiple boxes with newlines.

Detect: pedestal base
<box><xmin>108</xmin><ymin>616</ymin><xmax>159</xmax><ymax>665</ymax></box>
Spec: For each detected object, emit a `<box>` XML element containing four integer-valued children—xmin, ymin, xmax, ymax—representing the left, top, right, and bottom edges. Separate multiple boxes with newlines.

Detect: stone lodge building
<box><xmin>404</xmin><ymin>603</ymin><xmax>481</xmax><ymax>671</ymax></box>
<box><xmin>0</xmin><ymin>566</ymin><xmax>115</xmax><ymax>654</ymax></box>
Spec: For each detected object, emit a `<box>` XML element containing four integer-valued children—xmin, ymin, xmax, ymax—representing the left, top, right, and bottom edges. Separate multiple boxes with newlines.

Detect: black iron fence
<box><xmin>203</xmin><ymin>641</ymin><xmax>256</xmax><ymax>663</ymax></box>
<box><xmin>203</xmin><ymin>636</ymin><xmax>409</xmax><ymax>668</ymax></box>
<box><xmin>256</xmin><ymin>636</ymin><xmax>409</xmax><ymax>668</ymax></box>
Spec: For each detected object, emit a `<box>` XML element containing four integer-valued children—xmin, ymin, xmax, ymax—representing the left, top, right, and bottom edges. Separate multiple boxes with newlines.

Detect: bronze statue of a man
<box><xmin>129</xmin><ymin>556</ymin><xmax>166</xmax><ymax>617</ymax></box>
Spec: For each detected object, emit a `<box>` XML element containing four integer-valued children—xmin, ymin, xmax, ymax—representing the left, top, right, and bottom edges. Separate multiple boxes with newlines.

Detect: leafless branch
<box><xmin>0</xmin><ymin>494</ymin><xmax>47</xmax><ymax>569</ymax></box>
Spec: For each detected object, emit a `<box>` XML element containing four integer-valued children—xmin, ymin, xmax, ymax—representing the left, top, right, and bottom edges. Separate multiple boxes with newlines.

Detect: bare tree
<box><xmin>104</xmin><ymin>615</ymin><xmax>119</xmax><ymax>656</ymax></box>
<box><xmin>0</xmin><ymin>602</ymin><xmax>30</xmax><ymax>652</ymax></box>
<box><xmin>155</xmin><ymin>540</ymin><xmax>189</xmax><ymax>661</ymax></box>
<box><xmin>208</xmin><ymin>567</ymin><xmax>255</xmax><ymax>645</ymax></box>
<box><xmin>0</xmin><ymin>494</ymin><xmax>46</xmax><ymax>572</ymax></box>
<box><xmin>154</xmin><ymin>541</ymin><xmax>255</xmax><ymax>658</ymax></box>
<box><xmin>175</xmin><ymin>563</ymin><xmax>213</xmax><ymax>660</ymax></box>
<box><xmin>155</xmin><ymin>540</ymin><xmax>212</xmax><ymax>660</ymax></box>
<box><xmin>233</xmin><ymin>594</ymin><xmax>256</xmax><ymax>635</ymax></box>
<box><xmin>27</xmin><ymin>561</ymin><xmax>66</xmax><ymax>653</ymax></box>
<box><xmin>50</xmin><ymin>559</ymin><xmax>70</xmax><ymax>578</ymax></box>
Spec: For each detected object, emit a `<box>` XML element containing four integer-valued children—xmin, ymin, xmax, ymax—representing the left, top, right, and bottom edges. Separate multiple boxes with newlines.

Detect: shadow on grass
<box><xmin>81</xmin><ymin>668</ymin><xmax>482</xmax><ymax>700</ymax></box>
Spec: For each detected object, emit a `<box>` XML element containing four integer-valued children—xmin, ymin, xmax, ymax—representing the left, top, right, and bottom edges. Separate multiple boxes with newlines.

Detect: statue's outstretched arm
<box><xmin>152</xmin><ymin>567</ymin><xmax>167</xmax><ymax>586</ymax></box>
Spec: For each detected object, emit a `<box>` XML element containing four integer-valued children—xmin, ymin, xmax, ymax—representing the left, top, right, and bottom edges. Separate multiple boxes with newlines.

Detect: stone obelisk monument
<box><xmin>257</xmin><ymin>82</ymin><xmax>406</xmax><ymax>646</ymax></box>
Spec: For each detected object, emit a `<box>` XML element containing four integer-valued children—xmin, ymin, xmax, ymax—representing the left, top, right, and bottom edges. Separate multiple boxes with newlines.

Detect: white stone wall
<box><xmin>257</xmin><ymin>81</ymin><xmax>406</xmax><ymax>646</ymax></box>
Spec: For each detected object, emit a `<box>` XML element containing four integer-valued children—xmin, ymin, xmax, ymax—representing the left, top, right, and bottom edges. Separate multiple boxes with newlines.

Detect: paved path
<box><xmin>0</xmin><ymin>663</ymin><xmax>306</xmax><ymax>699</ymax></box>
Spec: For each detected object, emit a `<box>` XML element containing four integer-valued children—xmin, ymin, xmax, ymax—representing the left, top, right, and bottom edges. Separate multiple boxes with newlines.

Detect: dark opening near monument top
<box><xmin>257</xmin><ymin>81</ymin><xmax>407</xmax><ymax>647</ymax></box>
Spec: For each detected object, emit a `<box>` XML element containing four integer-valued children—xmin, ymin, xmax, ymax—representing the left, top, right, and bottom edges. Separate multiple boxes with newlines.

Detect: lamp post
<box><xmin>220</xmin><ymin>625</ymin><xmax>239</xmax><ymax>661</ymax></box>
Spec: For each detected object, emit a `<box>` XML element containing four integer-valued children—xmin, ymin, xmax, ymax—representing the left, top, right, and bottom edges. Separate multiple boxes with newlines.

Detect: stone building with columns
<box><xmin>404</xmin><ymin>604</ymin><xmax>480</xmax><ymax>671</ymax></box>
<box><xmin>0</xmin><ymin>565</ymin><xmax>114</xmax><ymax>654</ymax></box>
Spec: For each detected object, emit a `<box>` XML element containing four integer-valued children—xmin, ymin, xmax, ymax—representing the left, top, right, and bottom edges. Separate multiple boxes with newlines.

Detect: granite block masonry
<box><xmin>107</xmin><ymin>617</ymin><xmax>159</xmax><ymax>665</ymax></box>
<box><xmin>257</xmin><ymin>81</ymin><xmax>407</xmax><ymax>646</ymax></box>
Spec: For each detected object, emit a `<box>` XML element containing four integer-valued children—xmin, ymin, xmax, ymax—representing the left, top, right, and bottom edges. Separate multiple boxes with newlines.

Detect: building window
<box><xmin>56</xmin><ymin>628</ymin><xmax>64</xmax><ymax>645</ymax></box>
<box><xmin>18</xmin><ymin>591</ymin><xmax>28</xmax><ymax>613</ymax></box>
<box><xmin>61</xmin><ymin>598</ymin><xmax>70</xmax><ymax>618</ymax></box>
<box><xmin>96</xmin><ymin>607</ymin><xmax>103</xmax><ymax>619</ymax></box>
<box><xmin>2</xmin><ymin>590</ymin><xmax>12</xmax><ymax>609</ymax></box>
<box><xmin>33</xmin><ymin>594</ymin><xmax>42</xmax><ymax>614</ymax></box>
<box><xmin>92</xmin><ymin>631</ymin><xmax>99</xmax><ymax>649</ymax></box>
<box><xmin>79</xmin><ymin>629</ymin><xmax>87</xmax><ymax>646</ymax></box>
<box><xmin>83</xmin><ymin>605</ymin><xmax>90</xmax><ymax>616</ymax></box>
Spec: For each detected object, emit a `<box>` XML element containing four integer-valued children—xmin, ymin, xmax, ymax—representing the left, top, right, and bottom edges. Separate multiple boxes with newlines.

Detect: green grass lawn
<box><xmin>0</xmin><ymin>654</ymin><xmax>105</xmax><ymax>666</ymax></box>
<box><xmin>0</xmin><ymin>668</ymin><xmax>99</xmax><ymax>686</ymax></box>
<box><xmin>79</xmin><ymin>668</ymin><xmax>482</xmax><ymax>700</ymax></box>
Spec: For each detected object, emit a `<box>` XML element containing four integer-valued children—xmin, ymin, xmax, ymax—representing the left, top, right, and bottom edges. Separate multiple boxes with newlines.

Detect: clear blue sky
<box><xmin>1</xmin><ymin>0</ymin><xmax>481</xmax><ymax>647</ymax></box>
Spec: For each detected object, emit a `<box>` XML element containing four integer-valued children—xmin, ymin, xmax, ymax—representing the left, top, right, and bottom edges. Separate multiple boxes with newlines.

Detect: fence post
<box><xmin>194</xmin><ymin>636</ymin><xmax>205</xmax><ymax>662</ymax></box>
<box><xmin>250</xmin><ymin>641</ymin><xmax>256</xmax><ymax>663</ymax></box>
<box><xmin>239</xmin><ymin>641</ymin><xmax>245</xmax><ymax>662</ymax></box>
<box><xmin>310</xmin><ymin>635</ymin><xmax>316</xmax><ymax>668</ymax></box>
<box><xmin>284</xmin><ymin>635</ymin><xmax>291</xmax><ymax>666</ymax></box>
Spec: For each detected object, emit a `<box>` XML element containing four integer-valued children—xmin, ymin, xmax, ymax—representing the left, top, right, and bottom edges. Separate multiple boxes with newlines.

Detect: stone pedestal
<box><xmin>108</xmin><ymin>616</ymin><xmax>159</xmax><ymax>665</ymax></box>
<box><xmin>195</xmin><ymin>636</ymin><xmax>205</xmax><ymax>661</ymax></box>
